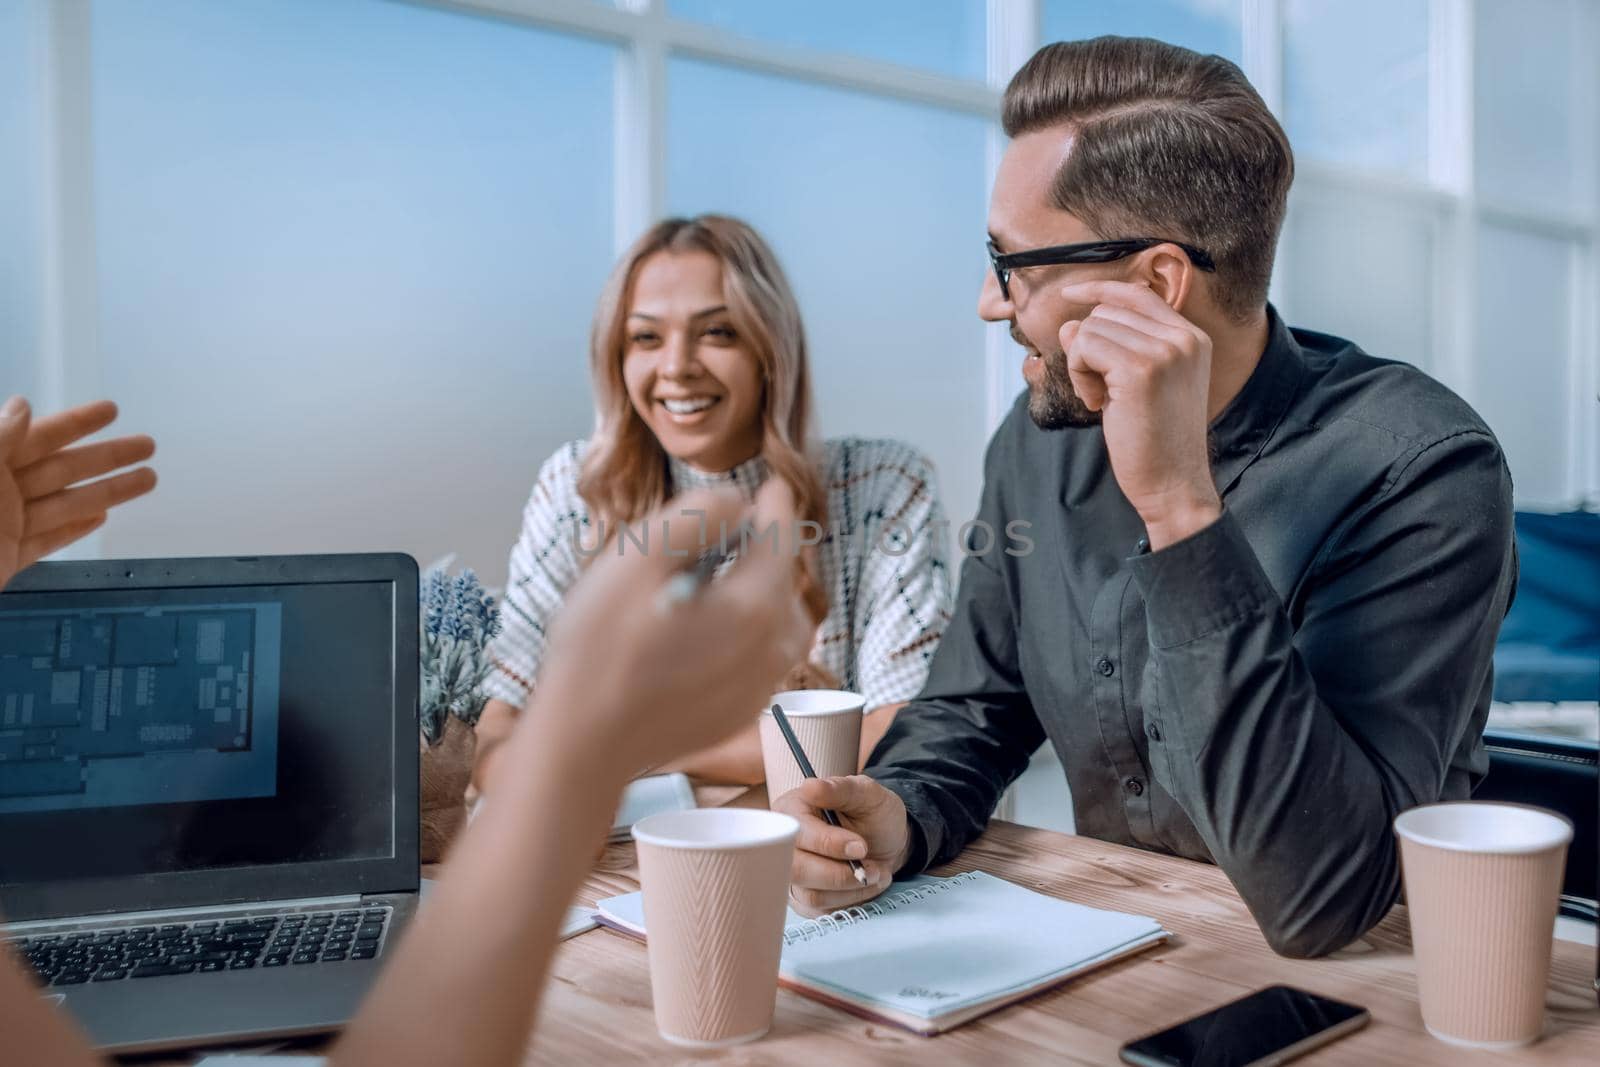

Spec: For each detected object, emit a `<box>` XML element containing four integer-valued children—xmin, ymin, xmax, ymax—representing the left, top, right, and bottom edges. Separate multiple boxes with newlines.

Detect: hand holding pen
<box><xmin>769</xmin><ymin>702</ymin><xmax>869</xmax><ymax>887</ymax></box>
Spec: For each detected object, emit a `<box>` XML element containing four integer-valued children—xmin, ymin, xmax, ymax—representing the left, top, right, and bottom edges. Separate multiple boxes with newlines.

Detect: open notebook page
<box><xmin>779</xmin><ymin>871</ymin><xmax>1166</xmax><ymax>1020</ymax></box>
<box><xmin>598</xmin><ymin>871</ymin><xmax>1168</xmax><ymax>1028</ymax></box>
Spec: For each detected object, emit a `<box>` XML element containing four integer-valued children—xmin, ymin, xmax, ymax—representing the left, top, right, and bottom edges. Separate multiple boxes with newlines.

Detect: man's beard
<box><xmin>1026</xmin><ymin>346</ymin><xmax>1101</xmax><ymax>430</ymax></box>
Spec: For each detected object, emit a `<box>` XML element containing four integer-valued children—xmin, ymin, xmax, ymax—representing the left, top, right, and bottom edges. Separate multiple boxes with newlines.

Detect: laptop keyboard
<box><xmin>5</xmin><ymin>907</ymin><xmax>391</xmax><ymax>987</ymax></box>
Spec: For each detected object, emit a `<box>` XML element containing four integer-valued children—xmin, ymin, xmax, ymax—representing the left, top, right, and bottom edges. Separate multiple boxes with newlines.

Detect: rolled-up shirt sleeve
<box><xmin>1131</xmin><ymin>430</ymin><xmax>1516</xmax><ymax>957</ymax></box>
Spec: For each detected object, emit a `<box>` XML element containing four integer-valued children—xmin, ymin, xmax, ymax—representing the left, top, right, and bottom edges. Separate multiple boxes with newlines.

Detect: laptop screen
<box><xmin>0</xmin><ymin>556</ymin><xmax>418</xmax><ymax>921</ymax></box>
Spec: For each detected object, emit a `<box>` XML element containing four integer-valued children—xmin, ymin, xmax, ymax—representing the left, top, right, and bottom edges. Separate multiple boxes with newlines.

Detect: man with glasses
<box><xmin>776</xmin><ymin>36</ymin><xmax>1516</xmax><ymax>958</ymax></box>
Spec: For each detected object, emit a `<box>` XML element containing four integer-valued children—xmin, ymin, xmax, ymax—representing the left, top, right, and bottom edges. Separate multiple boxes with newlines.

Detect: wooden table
<box><xmin>533</xmin><ymin>800</ymin><xmax>1599</xmax><ymax>1065</ymax></box>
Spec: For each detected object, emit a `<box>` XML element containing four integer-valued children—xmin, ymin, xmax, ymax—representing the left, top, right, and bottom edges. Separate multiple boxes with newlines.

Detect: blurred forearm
<box><xmin>331</xmin><ymin>688</ymin><xmax>628</xmax><ymax>1067</ymax></box>
<box><xmin>657</xmin><ymin>719</ymin><xmax>765</xmax><ymax>785</ymax></box>
<box><xmin>469</xmin><ymin>697</ymin><xmax>521</xmax><ymax>797</ymax></box>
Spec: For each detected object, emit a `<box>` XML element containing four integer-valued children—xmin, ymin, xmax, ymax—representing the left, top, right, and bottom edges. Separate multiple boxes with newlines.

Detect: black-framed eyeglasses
<box><xmin>986</xmin><ymin>238</ymin><xmax>1216</xmax><ymax>301</ymax></box>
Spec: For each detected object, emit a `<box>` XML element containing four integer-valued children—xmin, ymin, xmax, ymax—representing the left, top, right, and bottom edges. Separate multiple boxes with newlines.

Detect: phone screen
<box><xmin>1120</xmin><ymin>985</ymin><xmax>1369</xmax><ymax>1067</ymax></box>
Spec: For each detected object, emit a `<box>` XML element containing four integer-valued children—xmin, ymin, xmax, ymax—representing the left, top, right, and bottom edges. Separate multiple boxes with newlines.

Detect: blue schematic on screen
<box><xmin>0</xmin><ymin>603</ymin><xmax>282</xmax><ymax>812</ymax></box>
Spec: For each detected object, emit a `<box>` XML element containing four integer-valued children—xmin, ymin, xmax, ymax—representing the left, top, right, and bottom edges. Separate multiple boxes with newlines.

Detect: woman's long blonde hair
<box><xmin>578</xmin><ymin>215</ymin><xmax>829</xmax><ymax>622</ymax></box>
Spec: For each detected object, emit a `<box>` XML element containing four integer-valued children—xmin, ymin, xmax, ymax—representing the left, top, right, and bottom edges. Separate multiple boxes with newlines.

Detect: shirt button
<box><xmin>1094</xmin><ymin>656</ymin><xmax>1115</xmax><ymax>677</ymax></box>
<box><xmin>1124</xmin><ymin>776</ymin><xmax>1145</xmax><ymax>797</ymax></box>
<box><xmin>1145</xmin><ymin>722</ymin><xmax>1162</xmax><ymax>742</ymax></box>
<box><xmin>1135</xmin><ymin>537</ymin><xmax>1150</xmax><ymax>554</ymax></box>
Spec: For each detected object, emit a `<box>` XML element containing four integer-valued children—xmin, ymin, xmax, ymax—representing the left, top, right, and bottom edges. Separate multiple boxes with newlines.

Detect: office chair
<box><xmin>1475</xmin><ymin>729</ymin><xmax>1598</xmax><ymax>924</ymax></box>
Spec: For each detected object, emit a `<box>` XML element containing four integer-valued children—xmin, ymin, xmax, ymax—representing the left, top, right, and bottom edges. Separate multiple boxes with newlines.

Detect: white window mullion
<box><xmin>43</xmin><ymin>4</ymin><xmax>98</xmax><ymax>413</ymax></box>
<box><xmin>1566</xmin><ymin>239</ymin><xmax>1596</xmax><ymax>506</ymax></box>
<box><xmin>38</xmin><ymin>0</ymin><xmax>99</xmax><ymax>413</ymax></box>
<box><xmin>1574</xmin><ymin>0</ymin><xmax>1600</xmax><ymax>506</ymax></box>
<box><xmin>36</xmin><ymin>0</ymin><xmax>101</xmax><ymax>557</ymax></box>
<box><xmin>1241</xmin><ymin>0</ymin><xmax>1283</xmax><ymax>117</ymax></box>
<box><xmin>986</xmin><ymin>0</ymin><xmax>1038</xmax><ymax>82</ymax></box>
<box><xmin>983</xmin><ymin>0</ymin><xmax>1038</xmax><ymax>438</ymax></box>
<box><xmin>1433</xmin><ymin>0</ymin><xmax>1477</xmax><ymax>403</ymax></box>
<box><xmin>612</xmin><ymin>0</ymin><xmax>665</xmax><ymax>255</ymax></box>
<box><xmin>1244</xmin><ymin>0</ymin><xmax>1289</xmax><ymax>316</ymax></box>
<box><xmin>1428</xmin><ymin>0</ymin><xmax>1472</xmax><ymax>196</ymax></box>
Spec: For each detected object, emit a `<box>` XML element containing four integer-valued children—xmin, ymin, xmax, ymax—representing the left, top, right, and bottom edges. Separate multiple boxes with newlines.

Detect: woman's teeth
<box><xmin>662</xmin><ymin>397</ymin><xmax>717</xmax><ymax>415</ymax></box>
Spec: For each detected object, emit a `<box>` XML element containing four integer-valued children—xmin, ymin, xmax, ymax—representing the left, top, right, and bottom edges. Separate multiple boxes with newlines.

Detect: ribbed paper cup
<box><xmin>759</xmin><ymin>690</ymin><xmax>864</xmax><ymax>806</ymax></box>
<box><xmin>1395</xmin><ymin>802</ymin><xmax>1572</xmax><ymax>1049</ymax></box>
<box><xmin>633</xmin><ymin>808</ymin><xmax>798</xmax><ymax>1049</ymax></box>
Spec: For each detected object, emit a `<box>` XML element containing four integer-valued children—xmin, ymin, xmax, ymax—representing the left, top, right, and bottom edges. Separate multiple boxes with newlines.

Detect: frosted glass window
<box><xmin>92</xmin><ymin>0</ymin><xmax>614</xmax><ymax>585</ymax></box>
<box><xmin>0</xmin><ymin>0</ymin><xmax>44</xmax><ymax>402</ymax></box>
<box><xmin>1475</xmin><ymin>0</ymin><xmax>1589</xmax><ymax>213</ymax></box>
<box><xmin>1284</xmin><ymin>0</ymin><xmax>1429</xmax><ymax>181</ymax></box>
<box><xmin>1473</xmin><ymin>225</ymin><xmax>1574</xmax><ymax>507</ymax></box>
<box><xmin>1277</xmin><ymin>191</ymin><xmax>1434</xmax><ymax>373</ymax></box>
<box><xmin>667</xmin><ymin>59</ymin><xmax>990</xmax><ymax>528</ymax></box>
<box><xmin>1042</xmin><ymin>0</ymin><xmax>1242</xmax><ymax>65</ymax></box>
<box><xmin>668</xmin><ymin>0</ymin><xmax>987</xmax><ymax>81</ymax></box>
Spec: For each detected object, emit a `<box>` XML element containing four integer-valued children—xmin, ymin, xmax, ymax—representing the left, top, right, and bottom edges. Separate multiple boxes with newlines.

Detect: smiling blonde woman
<box><xmin>474</xmin><ymin>215</ymin><xmax>954</xmax><ymax>788</ymax></box>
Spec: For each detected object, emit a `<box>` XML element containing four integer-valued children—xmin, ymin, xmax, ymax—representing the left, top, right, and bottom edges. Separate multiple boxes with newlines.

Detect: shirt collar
<box><xmin>666</xmin><ymin>452</ymin><xmax>768</xmax><ymax>500</ymax></box>
<box><xmin>1208</xmin><ymin>303</ymin><xmax>1305</xmax><ymax>495</ymax></box>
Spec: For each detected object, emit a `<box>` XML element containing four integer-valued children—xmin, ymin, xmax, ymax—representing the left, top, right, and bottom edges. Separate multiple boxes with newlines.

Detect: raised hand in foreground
<box><xmin>0</xmin><ymin>397</ymin><xmax>156</xmax><ymax>585</ymax></box>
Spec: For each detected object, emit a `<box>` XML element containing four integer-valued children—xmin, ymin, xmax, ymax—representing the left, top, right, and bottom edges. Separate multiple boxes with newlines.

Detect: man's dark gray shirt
<box><xmin>866</xmin><ymin>308</ymin><xmax>1517</xmax><ymax>958</ymax></box>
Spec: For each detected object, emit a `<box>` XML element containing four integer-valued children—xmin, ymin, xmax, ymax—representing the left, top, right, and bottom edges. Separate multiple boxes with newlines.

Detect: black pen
<box><xmin>770</xmin><ymin>702</ymin><xmax>869</xmax><ymax>887</ymax></box>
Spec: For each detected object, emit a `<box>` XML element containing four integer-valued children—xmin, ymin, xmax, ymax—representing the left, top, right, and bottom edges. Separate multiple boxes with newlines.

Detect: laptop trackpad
<box><xmin>53</xmin><ymin>958</ymin><xmax>383</xmax><ymax>1054</ymax></box>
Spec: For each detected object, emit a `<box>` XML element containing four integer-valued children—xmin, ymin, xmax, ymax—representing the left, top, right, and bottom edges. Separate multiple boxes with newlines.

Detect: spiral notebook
<box><xmin>595</xmin><ymin>870</ymin><xmax>1170</xmax><ymax>1035</ymax></box>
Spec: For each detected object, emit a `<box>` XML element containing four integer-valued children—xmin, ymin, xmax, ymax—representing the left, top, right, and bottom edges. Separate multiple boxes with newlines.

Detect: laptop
<box><xmin>0</xmin><ymin>553</ymin><xmax>421</xmax><ymax>1053</ymax></box>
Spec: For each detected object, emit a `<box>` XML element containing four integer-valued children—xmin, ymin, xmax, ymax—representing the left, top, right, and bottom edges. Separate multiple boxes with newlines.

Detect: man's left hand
<box><xmin>1058</xmin><ymin>280</ymin><xmax>1221</xmax><ymax>549</ymax></box>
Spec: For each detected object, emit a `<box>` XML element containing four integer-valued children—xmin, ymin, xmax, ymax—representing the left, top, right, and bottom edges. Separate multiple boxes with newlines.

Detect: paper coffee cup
<box><xmin>759</xmin><ymin>689</ymin><xmax>864</xmax><ymax>806</ymax></box>
<box><xmin>632</xmin><ymin>808</ymin><xmax>798</xmax><ymax>1049</ymax></box>
<box><xmin>1395</xmin><ymin>801</ymin><xmax>1572</xmax><ymax>1049</ymax></box>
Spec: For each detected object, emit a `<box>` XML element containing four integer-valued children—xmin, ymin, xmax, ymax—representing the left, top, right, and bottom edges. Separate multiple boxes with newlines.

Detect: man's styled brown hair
<box><xmin>1003</xmin><ymin>37</ymin><xmax>1293</xmax><ymax>321</ymax></box>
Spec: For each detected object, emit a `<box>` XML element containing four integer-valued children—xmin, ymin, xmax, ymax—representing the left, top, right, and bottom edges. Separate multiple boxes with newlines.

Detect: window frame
<box><xmin>23</xmin><ymin>0</ymin><xmax>1597</xmax><ymax>506</ymax></box>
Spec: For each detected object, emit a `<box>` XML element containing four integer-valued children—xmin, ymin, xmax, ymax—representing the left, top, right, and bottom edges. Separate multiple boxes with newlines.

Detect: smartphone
<box><xmin>1119</xmin><ymin>985</ymin><xmax>1370</xmax><ymax>1067</ymax></box>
